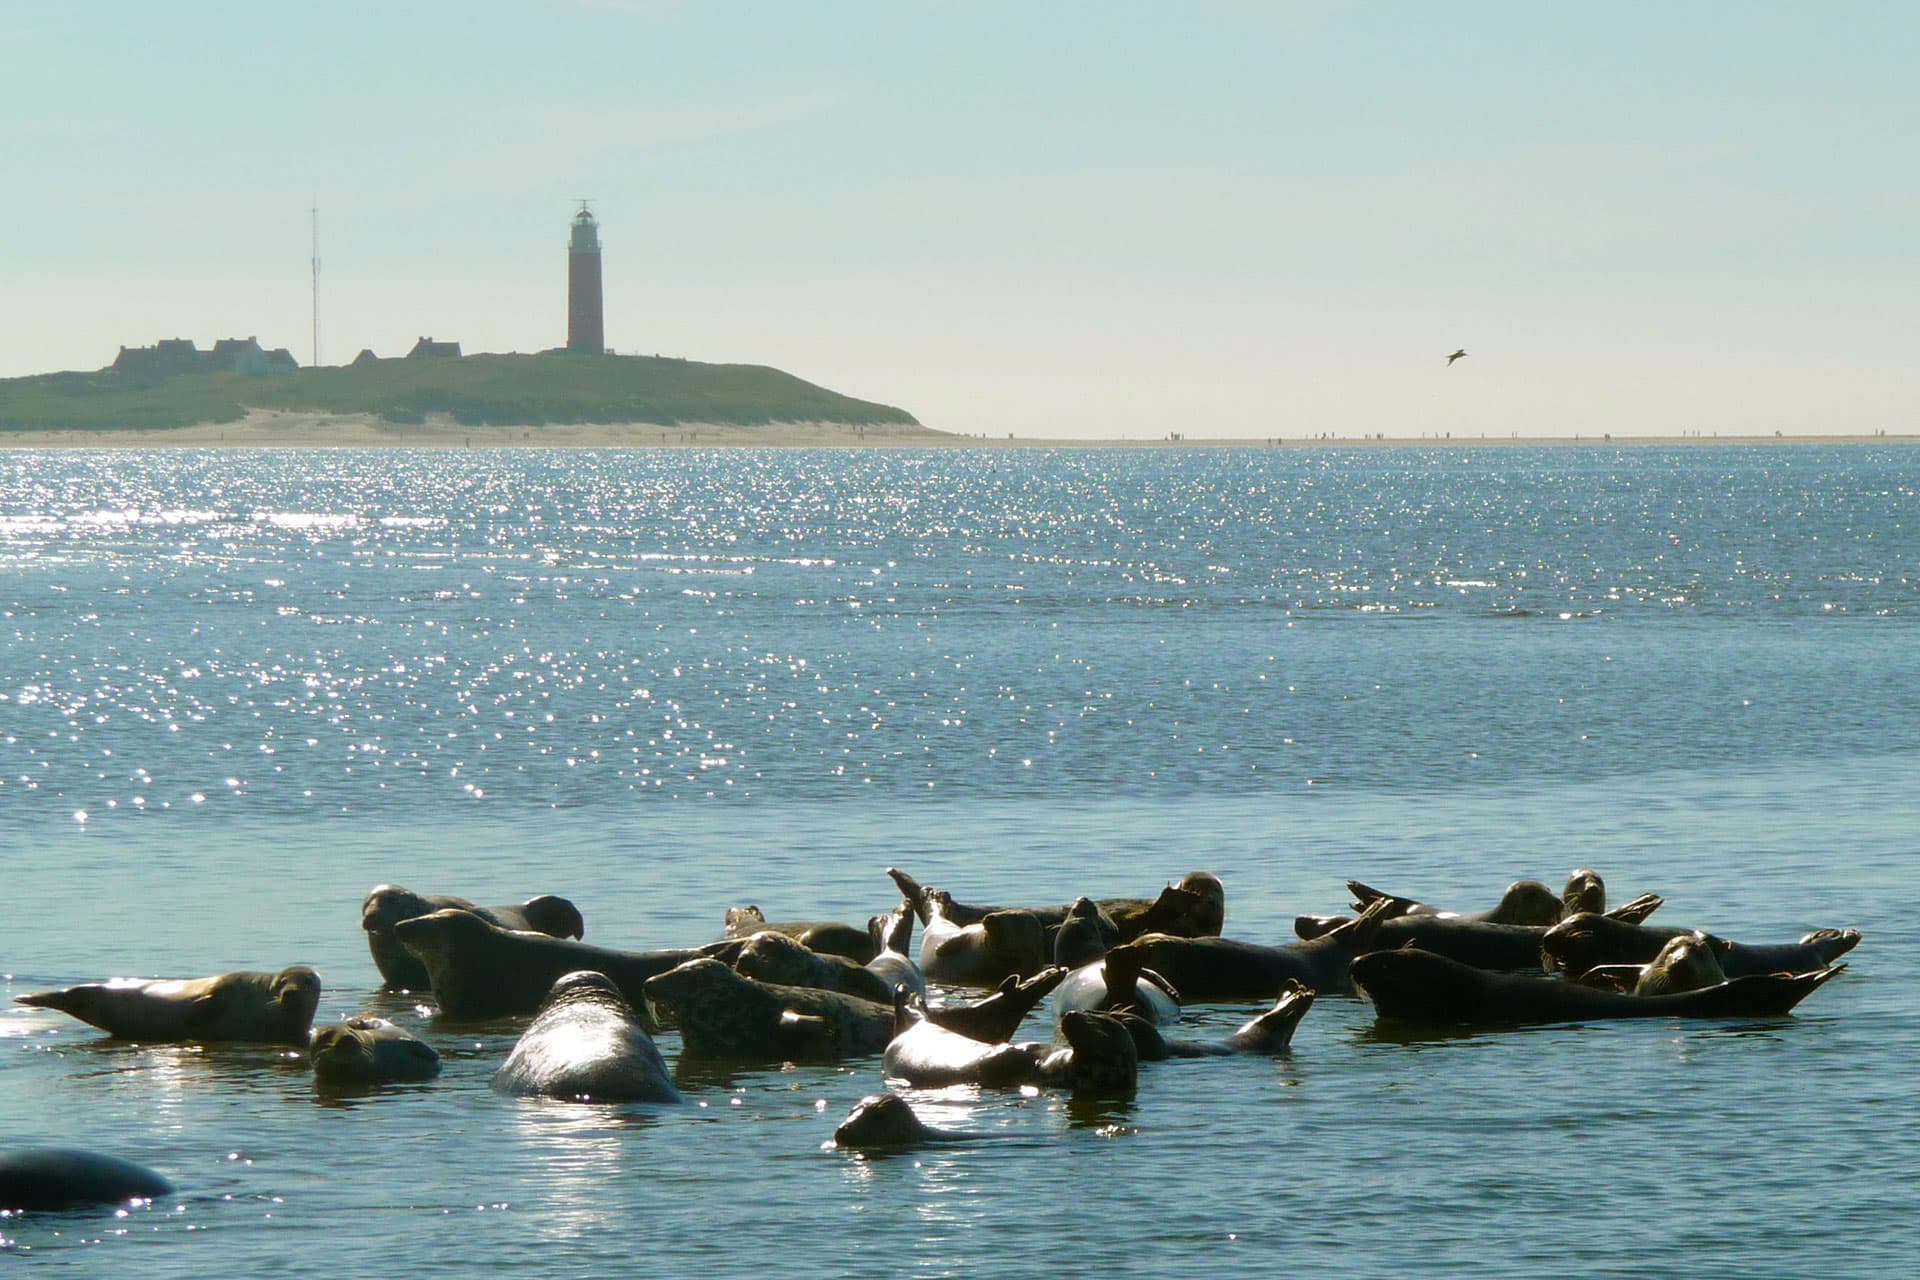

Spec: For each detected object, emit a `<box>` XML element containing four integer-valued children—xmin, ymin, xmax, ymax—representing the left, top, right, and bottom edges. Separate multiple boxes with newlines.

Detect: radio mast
<box><xmin>310</xmin><ymin>205</ymin><xmax>321</xmax><ymax>368</ymax></box>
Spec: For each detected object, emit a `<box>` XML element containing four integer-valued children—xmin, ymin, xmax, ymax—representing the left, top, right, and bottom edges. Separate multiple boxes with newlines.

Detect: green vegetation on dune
<box><xmin>0</xmin><ymin>353</ymin><xmax>920</xmax><ymax>433</ymax></box>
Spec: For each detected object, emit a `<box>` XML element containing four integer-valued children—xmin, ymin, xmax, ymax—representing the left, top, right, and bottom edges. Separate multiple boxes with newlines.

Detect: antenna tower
<box><xmin>310</xmin><ymin>205</ymin><xmax>321</xmax><ymax>368</ymax></box>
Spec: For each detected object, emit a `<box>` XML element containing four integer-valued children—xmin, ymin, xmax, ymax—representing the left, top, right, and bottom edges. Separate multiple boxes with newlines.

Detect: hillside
<box><xmin>0</xmin><ymin>352</ymin><xmax>921</xmax><ymax>433</ymax></box>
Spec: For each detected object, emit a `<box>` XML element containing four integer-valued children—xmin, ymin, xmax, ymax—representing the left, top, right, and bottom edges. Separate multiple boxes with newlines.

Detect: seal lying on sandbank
<box><xmin>888</xmin><ymin>868</ymin><xmax>1225</xmax><ymax>947</ymax></box>
<box><xmin>1350</xmin><ymin>946</ymin><xmax>1844</xmax><ymax>1025</ymax></box>
<box><xmin>643</xmin><ymin>958</ymin><xmax>893</xmax><ymax>1061</ymax></box>
<box><xmin>1121</xmin><ymin>981</ymin><xmax>1315</xmax><ymax>1060</ymax></box>
<box><xmin>1540</xmin><ymin>912</ymin><xmax>1861</xmax><ymax>981</ymax></box>
<box><xmin>0</xmin><ymin>1149</ymin><xmax>174</xmax><ymax>1212</ymax></box>
<box><xmin>1126</xmin><ymin>898</ymin><xmax>1401</xmax><ymax>999</ymax></box>
<box><xmin>362</xmin><ymin>885</ymin><xmax>584</xmax><ymax>991</ymax></box>
<box><xmin>1294</xmin><ymin>871</ymin><xmax>1661</xmax><ymax>940</ymax></box>
<box><xmin>393</xmin><ymin>908</ymin><xmax>740</xmax><ymax>1022</ymax></box>
<box><xmin>310</xmin><ymin>1015</ymin><xmax>441</xmax><ymax>1085</ymax></box>
<box><xmin>723</xmin><ymin>905</ymin><xmax>876</xmax><ymax>965</ymax></box>
<box><xmin>831</xmin><ymin>1094</ymin><xmax>988</xmax><ymax>1150</ymax></box>
<box><xmin>733</xmin><ymin>930</ymin><xmax>894</xmax><ymax>1005</ymax></box>
<box><xmin>15</xmin><ymin>966</ymin><xmax>321</xmax><ymax>1045</ymax></box>
<box><xmin>913</xmin><ymin>892</ymin><xmax>1048</xmax><ymax>986</ymax></box>
<box><xmin>493</xmin><ymin>971</ymin><xmax>681</xmax><ymax>1103</ymax></box>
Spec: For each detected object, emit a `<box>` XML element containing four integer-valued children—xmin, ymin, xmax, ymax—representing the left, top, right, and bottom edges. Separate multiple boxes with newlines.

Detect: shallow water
<box><xmin>1</xmin><ymin>446</ymin><xmax>1914</xmax><ymax>1276</ymax></box>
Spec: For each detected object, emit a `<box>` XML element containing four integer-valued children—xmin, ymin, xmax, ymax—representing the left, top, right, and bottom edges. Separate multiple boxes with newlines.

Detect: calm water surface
<box><xmin>2</xmin><ymin>446</ymin><xmax>1915</xmax><ymax>1276</ymax></box>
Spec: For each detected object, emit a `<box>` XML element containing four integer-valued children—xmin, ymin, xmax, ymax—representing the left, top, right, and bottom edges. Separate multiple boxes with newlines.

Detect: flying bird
<box><xmin>1446</xmin><ymin>349</ymin><xmax>1468</xmax><ymax>366</ymax></box>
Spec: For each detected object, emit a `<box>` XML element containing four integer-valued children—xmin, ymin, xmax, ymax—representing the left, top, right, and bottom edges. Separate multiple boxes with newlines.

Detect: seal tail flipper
<box><xmin>1138</xmin><ymin>967</ymin><xmax>1181</xmax><ymax>1005</ymax></box>
<box><xmin>1234</xmin><ymin>979</ymin><xmax>1315</xmax><ymax>1052</ymax></box>
<box><xmin>1322</xmin><ymin>895</ymin><xmax>1406</xmax><ymax>954</ymax></box>
<box><xmin>1692</xmin><ymin>965</ymin><xmax>1845</xmax><ymax>1016</ymax></box>
<box><xmin>1604</xmin><ymin>893</ymin><xmax>1664</xmax><ymax>924</ymax></box>
<box><xmin>880</xmin><ymin>903</ymin><xmax>915</xmax><ymax>957</ymax></box>
<box><xmin>891</xmin><ymin>986</ymin><xmax>925</xmax><ymax>1038</ymax></box>
<box><xmin>886</xmin><ymin>869</ymin><xmax>933</xmax><ymax>925</ymax></box>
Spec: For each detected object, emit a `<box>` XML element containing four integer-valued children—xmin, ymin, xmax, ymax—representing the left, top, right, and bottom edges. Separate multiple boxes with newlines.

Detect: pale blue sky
<box><xmin>5</xmin><ymin>1</ymin><xmax>1916</xmax><ymax>437</ymax></box>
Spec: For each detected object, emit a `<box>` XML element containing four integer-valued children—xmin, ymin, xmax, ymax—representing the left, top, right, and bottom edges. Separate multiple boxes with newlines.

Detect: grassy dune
<box><xmin>0</xmin><ymin>353</ymin><xmax>919</xmax><ymax>433</ymax></box>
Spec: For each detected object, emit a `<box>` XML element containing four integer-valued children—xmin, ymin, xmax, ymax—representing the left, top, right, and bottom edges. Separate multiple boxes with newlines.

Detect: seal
<box><xmin>831</xmin><ymin>1094</ymin><xmax>984</xmax><ymax>1150</ymax></box>
<box><xmin>882</xmin><ymin>989</ymin><xmax>1047</xmax><ymax>1087</ymax></box>
<box><xmin>1028</xmin><ymin>1010</ymin><xmax>1139</xmax><ymax>1097</ymax></box>
<box><xmin>888</xmin><ymin>868</ymin><xmax>1225</xmax><ymax>947</ymax></box>
<box><xmin>14</xmin><ymin>966</ymin><xmax>321</xmax><ymax>1045</ymax></box>
<box><xmin>493</xmin><ymin>971</ymin><xmax>682</xmax><ymax>1103</ymax></box>
<box><xmin>915</xmin><ymin>892</ymin><xmax>1047</xmax><ymax>987</ymax></box>
<box><xmin>1350</xmin><ymin>946</ymin><xmax>1845</xmax><ymax>1025</ymax></box>
<box><xmin>642</xmin><ymin>958</ymin><xmax>892</xmax><ymax>1061</ymax></box>
<box><xmin>309</xmin><ymin>1015</ymin><xmax>442</xmax><ymax>1085</ymax></box>
<box><xmin>722</xmin><ymin>906</ymin><xmax>876</xmax><ymax>964</ymax></box>
<box><xmin>733</xmin><ymin>930</ymin><xmax>894</xmax><ymax>1005</ymax></box>
<box><xmin>0</xmin><ymin>1149</ymin><xmax>174</xmax><ymax>1212</ymax></box>
<box><xmin>1541</xmin><ymin>912</ymin><xmax>1862</xmax><ymax>981</ymax></box>
<box><xmin>392</xmin><ymin>907</ymin><xmax>740</xmax><ymax>1022</ymax></box>
<box><xmin>1052</xmin><ymin>937</ymin><xmax>1182</xmax><ymax>1027</ymax></box>
<box><xmin>1299</xmin><ymin>873</ymin><xmax>1662</xmax><ymax>940</ymax></box>
<box><xmin>1118</xmin><ymin>980</ymin><xmax>1315</xmax><ymax>1060</ymax></box>
<box><xmin>918</xmin><ymin>966</ymin><xmax>1067</xmax><ymax>1044</ymax></box>
<box><xmin>1575</xmin><ymin>932</ymin><xmax>1731</xmax><ymax>996</ymax></box>
<box><xmin>362</xmin><ymin>885</ymin><xmax>586</xmax><ymax>991</ymax></box>
<box><xmin>864</xmin><ymin>903</ymin><xmax>927</xmax><ymax>1001</ymax></box>
<box><xmin>1127</xmin><ymin>897</ymin><xmax>1403</xmax><ymax>999</ymax></box>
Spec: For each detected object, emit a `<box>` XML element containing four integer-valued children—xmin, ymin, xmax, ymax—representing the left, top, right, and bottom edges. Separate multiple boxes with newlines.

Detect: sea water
<box><xmin>1</xmin><ymin>445</ymin><xmax>1915</xmax><ymax>1276</ymax></box>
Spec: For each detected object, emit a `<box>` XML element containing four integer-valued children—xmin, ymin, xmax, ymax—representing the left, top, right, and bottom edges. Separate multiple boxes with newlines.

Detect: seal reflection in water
<box><xmin>310</xmin><ymin>1016</ymin><xmax>442</xmax><ymax>1085</ymax></box>
<box><xmin>14</xmin><ymin>966</ymin><xmax>321</xmax><ymax>1045</ymax></box>
<box><xmin>494</xmin><ymin>971</ymin><xmax>682</xmax><ymax>1103</ymax></box>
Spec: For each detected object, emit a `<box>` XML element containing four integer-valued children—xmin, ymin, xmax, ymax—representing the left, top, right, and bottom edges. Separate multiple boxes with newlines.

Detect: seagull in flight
<box><xmin>1446</xmin><ymin>348</ymin><xmax>1469</xmax><ymax>366</ymax></box>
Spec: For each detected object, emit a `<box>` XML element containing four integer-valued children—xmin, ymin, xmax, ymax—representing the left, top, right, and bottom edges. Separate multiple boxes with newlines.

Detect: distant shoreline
<box><xmin>0</xmin><ymin>409</ymin><xmax>1911</xmax><ymax>450</ymax></box>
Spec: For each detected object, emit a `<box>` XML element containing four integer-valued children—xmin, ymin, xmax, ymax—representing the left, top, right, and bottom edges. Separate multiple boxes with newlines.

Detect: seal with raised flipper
<box><xmin>1120</xmin><ymin>980</ymin><xmax>1315</xmax><ymax>1061</ymax></box>
<box><xmin>1028</xmin><ymin>1009</ymin><xmax>1139</xmax><ymax>1097</ymax></box>
<box><xmin>1541</xmin><ymin>912</ymin><xmax>1861</xmax><ymax>982</ymax></box>
<box><xmin>1297</xmin><ymin>871</ymin><xmax>1662</xmax><ymax>940</ymax></box>
<box><xmin>0</xmin><ymin>1149</ymin><xmax>174</xmax><ymax>1212</ymax></box>
<box><xmin>1574</xmin><ymin>931</ymin><xmax>1729</xmax><ymax>996</ymax></box>
<box><xmin>14</xmin><ymin>966</ymin><xmax>321</xmax><ymax>1045</ymax></box>
<box><xmin>882</xmin><ymin>989</ymin><xmax>1048</xmax><ymax>1087</ymax></box>
<box><xmin>831</xmin><ymin>1094</ymin><xmax>991</xmax><ymax>1150</ymax></box>
<box><xmin>1351</xmin><ymin>946</ymin><xmax>1844</xmax><ymax>1026</ymax></box>
<box><xmin>362</xmin><ymin>885</ymin><xmax>586</xmax><ymax>991</ymax></box>
<box><xmin>1051</xmin><ymin>916</ymin><xmax>1183</xmax><ymax>1027</ymax></box>
<box><xmin>392</xmin><ymin>907</ymin><xmax>740</xmax><ymax>1022</ymax></box>
<box><xmin>919</xmin><ymin>966</ymin><xmax>1067</xmax><ymax>1044</ymax></box>
<box><xmin>310</xmin><ymin>1015</ymin><xmax>441</xmax><ymax>1085</ymax></box>
<box><xmin>864</xmin><ymin>903</ymin><xmax>927</xmax><ymax>1001</ymax></box>
<box><xmin>888</xmin><ymin>868</ymin><xmax>1225</xmax><ymax>947</ymax></box>
<box><xmin>493</xmin><ymin>971</ymin><xmax>682</xmax><ymax>1103</ymax></box>
<box><xmin>1128</xmin><ymin>897</ymin><xmax>1403</xmax><ymax>999</ymax></box>
<box><xmin>642</xmin><ymin>958</ymin><xmax>892</xmax><ymax>1061</ymax></box>
<box><xmin>722</xmin><ymin>906</ymin><xmax>876</xmax><ymax>964</ymax></box>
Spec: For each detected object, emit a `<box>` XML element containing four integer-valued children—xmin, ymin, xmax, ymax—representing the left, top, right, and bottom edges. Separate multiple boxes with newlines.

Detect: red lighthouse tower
<box><xmin>567</xmin><ymin>203</ymin><xmax>604</xmax><ymax>354</ymax></box>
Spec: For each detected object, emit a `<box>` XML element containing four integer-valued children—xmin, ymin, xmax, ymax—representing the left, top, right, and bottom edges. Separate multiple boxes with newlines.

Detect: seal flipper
<box><xmin>1294</xmin><ymin>914</ymin><xmax>1348</xmax><ymax>941</ymax></box>
<box><xmin>1226</xmin><ymin>980</ymin><xmax>1315</xmax><ymax>1054</ymax></box>
<box><xmin>777</xmin><ymin>1009</ymin><xmax>836</xmax><ymax>1059</ymax></box>
<box><xmin>886</xmin><ymin>869</ymin><xmax>935</xmax><ymax>925</ymax></box>
<box><xmin>1604</xmin><ymin>893</ymin><xmax>1664</xmax><ymax>924</ymax></box>
<box><xmin>873</xmin><ymin>903</ymin><xmax>915</xmax><ymax>959</ymax></box>
<box><xmin>1570</xmin><ymin>963</ymin><xmax>1645</xmax><ymax>992</ymax></box>
<box><xmin>924</xmin><ymin>966</ymin><xmax>1067</xmax><ymax>1044</ymax></box>
<box><xmin>1677</xmin><ymin>965</ymin><xmax>1845</xmax><ymax>1017</ymax></box>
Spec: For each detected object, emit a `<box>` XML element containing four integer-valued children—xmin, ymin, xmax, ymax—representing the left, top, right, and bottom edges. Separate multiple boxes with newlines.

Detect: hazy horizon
<box><xmin>5</xmin><ymin>2</ymin><xmax>1916</xmax><ymax>440</ymax></box>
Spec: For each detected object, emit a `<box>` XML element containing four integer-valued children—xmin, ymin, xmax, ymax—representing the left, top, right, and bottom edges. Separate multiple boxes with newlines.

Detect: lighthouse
<box><xmin>567</xmin><ymin>203</ymin><xmax>604</xmax><ymax>354</ymax></box>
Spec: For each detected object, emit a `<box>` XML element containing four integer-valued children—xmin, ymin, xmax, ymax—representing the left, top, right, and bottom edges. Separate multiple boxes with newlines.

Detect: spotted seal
<box><xmin>642</xmin><ymin>958</ymin><xmax>892</xmax><ymax>1061</ymax></box>
<box><xmin>493</xmin><ymin>971</ymin><xmax>681</xmax><ymax>1103</ymax></box>
<box><xmin>1028</xmin><ymin>1010</ymin><xmax>1139</xmax><ymax>1096</ymax></box>
<box><xmin>362</xmin><ymin>885</ymin><xmax>585</xmax><ymax>991</ymax></box>
<box><xmin>15</xmin><ymin>966</ymin><xmax>321</xmax><ymax>1045</ymax></box>
<box><xmin>392</xmin><ymin>907</ymin><xmax>739</xmax><ymax>1022</ymax></box>
<box><xmin>1351</xmin><ymin>946</ymin><xmax>1844</xmax><ymax>1025</ymax></box>
<box><xmin>1541</xmin><ymin>912</ymin><xmax>1862</xmax><ymax>981</ymax></box>
<box><xmin>733</xmin><ymin>930</ymin><xmax>894</xmax><ymax>1005</ymax></box>
<box><xmin>722</xmin><ymin>906</ymin><xmax>876</xmax><ymax>964</ymax></box>
<box><xmin>888</xmin><ymin>868</ymin><xmax>1225</xmax><ymax>947</ymax></box>
<box><xmin>310</xmin><ymin>1015</ymin><xmax>441</xmax><ymax>1084</ymax></box>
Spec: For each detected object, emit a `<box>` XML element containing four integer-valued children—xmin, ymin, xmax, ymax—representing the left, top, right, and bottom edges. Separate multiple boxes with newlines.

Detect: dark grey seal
<box><xmin>1541</xmin><ymin>912</ymin><xmax>1862</xmax><ymax>981</ymax></box>
<box><xmin>310</xmin><ymin>1015</ymin><xmax>441</xmax><ymax>1084</ymax></box>
<box><xmin>0</xmin><ymin>1149</ymin><xmax>174</xmax><ymax>1212</ymax></box>
<box><xmin>643</xmin><ymin>958</ymin><xmax>892</xmax><ymax>1061</ymax></box>
<box><xmin>831</xmin><ymin>1095</ymin><xmax>982</xmax><ymax>1150</ymax></box>
<box><xmin>723</xmin><ymin>906</ymin><xmax>877</xmax><ymax>964</ymax></box>
<box><xmin>362</xmin><ymin>884</ymin><xmax>584</xmax><ymax>991</ymax></box>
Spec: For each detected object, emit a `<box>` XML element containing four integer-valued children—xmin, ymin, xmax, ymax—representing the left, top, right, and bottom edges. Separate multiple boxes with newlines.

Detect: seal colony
<box><xmin>5</xmin><ymin>866</ymin><xmax>1860</xmax><ymax>1197</ymax></box>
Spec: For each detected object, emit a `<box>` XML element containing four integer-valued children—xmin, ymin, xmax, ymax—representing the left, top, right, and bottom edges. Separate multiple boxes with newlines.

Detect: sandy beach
<box><xmin>0</xmin><ymin>408</ymin><xmax>1910</xmax><ymax>449</ymax></box>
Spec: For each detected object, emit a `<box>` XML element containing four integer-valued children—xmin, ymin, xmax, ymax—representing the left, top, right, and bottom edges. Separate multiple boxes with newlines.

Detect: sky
<box><xmin>4</xmin><ymin>1</ymin><xmax>1917</xmax><ymax>439</ymax></box>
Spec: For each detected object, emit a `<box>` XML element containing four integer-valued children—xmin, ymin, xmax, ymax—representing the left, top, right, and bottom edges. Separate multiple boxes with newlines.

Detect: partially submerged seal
<box><xmin>15</xmin><ymin>966</ymin><xmax>321</xmax><ymax>1045</ymax></box>
<box><xmin>643</xmin><ymin>958</ymin><xmax>892</xmax><ymax>1061</ymax></box>
<box><xmin>493</xmin><ymin>971</ymin><xmax>681</xmax><ymax>1103</ymax></box>
<box><xmin>0</xmin><ymin>1149</ymin><xmax>174</xmax><ymax>1212</ymax></box>
<box><xmin>831</xmin><ymin>1094</ymin><xmax>979</xmax><ymax>1150</ymax></box>
<box><xmin>362</xmin><ymin>885</ymin><xmax>584</xmax><ymax>991</ymax></box>
<box><xmin>310</xmin><ymin>1015</ymin><xmax>441</xmax><ymax>1085</ymax></box>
